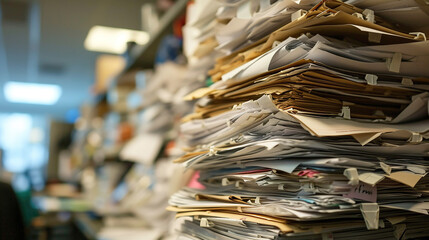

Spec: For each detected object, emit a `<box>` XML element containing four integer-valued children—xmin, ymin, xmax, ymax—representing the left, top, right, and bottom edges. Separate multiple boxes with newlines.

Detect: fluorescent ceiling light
<box><xmin>84</xmin><ymin>25</ymin><xmax>150</xmax><ymax>54</ymax></box>
<box><xmin>4</xmin><ymin>82</ymin><xmax>62</xmax><ymax>105</ymax></box>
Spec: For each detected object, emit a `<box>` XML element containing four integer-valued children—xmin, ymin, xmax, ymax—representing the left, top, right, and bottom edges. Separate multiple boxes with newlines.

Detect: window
<box><xmin>0</xmin><ymin>113</ymin><xmax>47</xmax><ymax>190</ymax></box>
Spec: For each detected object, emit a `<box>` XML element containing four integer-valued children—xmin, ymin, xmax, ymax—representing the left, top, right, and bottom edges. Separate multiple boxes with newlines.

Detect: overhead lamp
<box><xmin>4</xmin><ymin>81</ymin><xmax>62</xmax><ymax>105</ymax></box>
<box><xmin>84</xmin><ymin>25</ymin><xmax>150</xmax><ymax>54</ymax></box>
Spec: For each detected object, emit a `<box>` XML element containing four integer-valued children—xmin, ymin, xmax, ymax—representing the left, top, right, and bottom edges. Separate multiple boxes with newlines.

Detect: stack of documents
<box><xmin>169</xmin><ymin>0</ymin><xmax>429</xmax><ymax>239</ymax></box>
<box><xmin>345</xmin><ymin>0</ymin><xmax>429</xmax><ymax>31</ymax></box>
<box><xmin>115</xmin><ymin>44</ymin><xmax>209</xmax><ymax>239</ymax></box>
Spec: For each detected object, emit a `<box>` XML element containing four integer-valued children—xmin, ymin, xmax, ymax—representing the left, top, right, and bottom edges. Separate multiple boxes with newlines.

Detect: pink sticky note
<box><xmin>298</xmin><ymin>169</ymin><xmax>320</xmax><ymax>178</ymax></box>
<box><xmin>187</xmin><ymin>171</ymin><xmax>206</xmax><ymax>190</ymax></box>
<box><xmin>344</xmin><ymin>182</ymin><xmax>377</xmax><ymax>202</ymax></box>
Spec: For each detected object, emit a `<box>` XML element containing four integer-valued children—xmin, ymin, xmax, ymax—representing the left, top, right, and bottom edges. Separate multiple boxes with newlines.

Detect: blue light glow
<box><xmin>4</xmin><ymin>81</ymin><xmax>62</xmax><ymax>105</ymax></box>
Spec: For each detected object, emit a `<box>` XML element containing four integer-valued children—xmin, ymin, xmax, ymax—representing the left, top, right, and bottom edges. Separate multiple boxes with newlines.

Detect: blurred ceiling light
<box><xmin>4</xmin><ymin>82</ymin><xmax>62</xmax><ymax>105</ymax></box>
<box><xmin>84</xmin><ymin>25</ymin><xmax>150</xmax><ymax>54</ymax></box>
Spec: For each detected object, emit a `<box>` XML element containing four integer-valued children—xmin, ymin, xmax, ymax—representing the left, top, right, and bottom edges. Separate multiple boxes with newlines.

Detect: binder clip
<box><xmin>360</xmin><ymin>203</ymin><xmax>380</xmax><ymax>230</ymax></box>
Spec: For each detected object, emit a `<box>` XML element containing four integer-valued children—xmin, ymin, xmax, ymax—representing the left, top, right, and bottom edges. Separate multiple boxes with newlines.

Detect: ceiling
<box><xmin>0</xmin><ymin>0</ymin><xmax>146</xmax><ymax>119</ymax></box>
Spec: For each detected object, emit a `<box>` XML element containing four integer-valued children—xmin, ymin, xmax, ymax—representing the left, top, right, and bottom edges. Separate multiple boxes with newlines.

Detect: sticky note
<box><xmin>344</xmin><ymin>182</ymin><xmax>377</xmax><ymax>202</ymax></box>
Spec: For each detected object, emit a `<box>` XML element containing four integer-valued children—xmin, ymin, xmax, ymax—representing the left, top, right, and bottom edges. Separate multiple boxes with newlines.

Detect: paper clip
<box><xmin>410</xmin><ymin>32</ymin><xmax>427</xmax><ymax>41</ymax></box>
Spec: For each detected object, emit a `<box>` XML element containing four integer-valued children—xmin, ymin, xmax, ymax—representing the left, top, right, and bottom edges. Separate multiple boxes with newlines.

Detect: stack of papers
<box><xmin>345</xmin><ymin>0</ymin><xmax>429</xmax><ymax>30</ymax></box>
<box><xmin>213</xmin><ymin>0</ymin><xmax>319</xmax><ymax>54</ymax></box>
<box><xmin>169</xmin><ymin>0</ymin><xmax>429</xmax><ymax>239</ymax></box>
<box><xmin>113</xmin><ymin>13</ymin><xmax>215</xmax><ymax>237</ymax></box>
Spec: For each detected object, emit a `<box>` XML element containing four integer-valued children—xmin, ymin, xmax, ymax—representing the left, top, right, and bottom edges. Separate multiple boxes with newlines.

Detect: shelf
<box><xmin>124</xmin><ymin>0</ymin><xmax>188</xmax><ymax>71</ymax></box>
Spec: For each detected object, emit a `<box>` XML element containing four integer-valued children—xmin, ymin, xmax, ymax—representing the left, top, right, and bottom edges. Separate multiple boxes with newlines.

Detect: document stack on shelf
<box><xmin>168</xmin><ymin>0</ymin><xmax>429</xmax><ymax>239</ymax></box>
<box><xmin>113</xmin><ymin>59</ymin><xmax>209</xmax><ymax>239</ymax></box>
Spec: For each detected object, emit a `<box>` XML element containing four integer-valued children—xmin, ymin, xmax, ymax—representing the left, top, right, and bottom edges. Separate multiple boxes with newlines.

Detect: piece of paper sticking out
<box><xmin>344</xmin><ymin>182</ymin><xmax>377</xmax><ymax>203</ymax></box>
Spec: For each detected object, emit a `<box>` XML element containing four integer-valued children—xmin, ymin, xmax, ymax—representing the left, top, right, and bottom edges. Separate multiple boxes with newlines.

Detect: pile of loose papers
<box><xmin>169</xmin><ymin>0</ymin><xmax>429</xmax><ymax>239</ymax></box>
